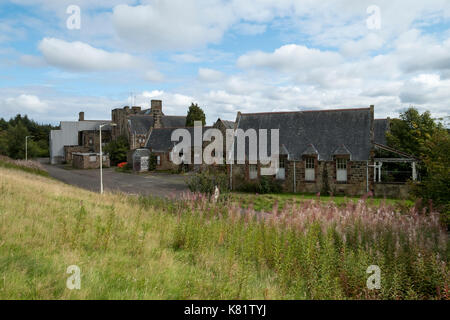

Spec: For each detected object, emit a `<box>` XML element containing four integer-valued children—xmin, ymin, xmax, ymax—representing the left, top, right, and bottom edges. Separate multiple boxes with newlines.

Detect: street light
<box><xmin>25</xmin><ymin>136</ymin><xmax>34</xmax><ymax>161</ymax></box>
<box><xmin>99</xmin><ymin>123</ymin><xmax>116</xmax><ymax>194</ymax></box>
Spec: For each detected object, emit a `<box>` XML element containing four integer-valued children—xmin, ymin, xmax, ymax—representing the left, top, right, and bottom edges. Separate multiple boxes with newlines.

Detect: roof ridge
<box><xmin>241</xmin><ymin>107</ymin><xmax>371</xmax><ymax>116</ymax></box>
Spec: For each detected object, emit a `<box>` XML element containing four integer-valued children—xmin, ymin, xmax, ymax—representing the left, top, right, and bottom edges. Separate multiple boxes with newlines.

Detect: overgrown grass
<box><xmin>0</xmin><ymin>157</ymin><xmax>49</xmax><ymax>177</ymax></box>
<box><xmin>0</xmin><ymin>167</ymin><xmax>448</xmax><ymax>299</ymax></box>
<box><xmin>229</xmin><ymin>192</ymin><xmax>414</xmax><ymax>213</ymax></box>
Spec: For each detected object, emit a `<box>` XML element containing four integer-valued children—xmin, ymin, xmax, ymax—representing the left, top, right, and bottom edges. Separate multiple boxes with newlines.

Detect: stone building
<box><xmin>72</xmin><ymin>152</ymin><xmax>110</xmax><ymax>169</ymax></box>
<box><xmin>50</xmin><ymin>112</ymin><xmax>111</xmax><ymax>164</ymax></box>
<box><xmin>111</xmin><ymin>100</ymin><xmax>186</xmax><ymax>150</ymax></box>
<box><xmin>144</xmin><ymin>126</ymin><xmax>214</xmax><ymax>171</ymax></box>
<box><xmin>228</xmin><ymin>106</ymin><xmax>417</xmax><ymax>197</ymax></box>
<box><xmin>228</xmin><ymin>107</ymin><xmax>377</xmax><ymax>196</ymax></box>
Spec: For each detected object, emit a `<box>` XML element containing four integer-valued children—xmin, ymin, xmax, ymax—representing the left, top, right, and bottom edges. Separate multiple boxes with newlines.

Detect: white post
<box><xmin>378</xmin><ymin>162</ymin><xmax>382</xmax><ymax>182</ymax></box>
<box><xmin>100</xmin><ymin>125</ymin><xmax>103</xmax><ymax>194</ymax></box>
<box><xmin>412</xmin><ymin>161</ymin><xmax>417</xmax><ymax>181</ymax></box>
<box><xmin>373</xmin><ymin>161</ymin><xmax>376</xmax><ymax>182</ymax></box>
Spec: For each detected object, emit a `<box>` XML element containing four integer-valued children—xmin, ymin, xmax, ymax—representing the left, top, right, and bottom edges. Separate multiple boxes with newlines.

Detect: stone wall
<box><xmin>231</xmin><ymin>159</ymin><xmax>373</xmax><ymax>196</ymax></box>
<box><xmin>285</xmin><ymin>160</ymin><xmax>371</xmax><ymax>196</ymax></box>
<box><xmin>64</xmin><ymin>145</ymin><xmax>90</xmax><ymax>164</ymax></box>
<box><xmin>72</xmin><ymin>153</ymin><xmax>110</xmax><ymax>169</ymax></box>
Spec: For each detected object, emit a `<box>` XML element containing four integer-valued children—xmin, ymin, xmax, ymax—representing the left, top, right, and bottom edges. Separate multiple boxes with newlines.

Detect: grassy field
<box><xmin>0</xmin><ymin>165</ymin><xmax>448</xmax><ymax>299</ymax></box>
<box><xmin>229</xmin><ymin>192</ymin><xmax>414</xmax><ymax>213</ymax></box>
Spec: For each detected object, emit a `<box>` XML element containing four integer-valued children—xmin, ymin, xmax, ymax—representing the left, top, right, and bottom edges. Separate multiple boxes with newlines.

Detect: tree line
<box><xmin>0</xmin><ymin>114</ymin><xmax>57</xmax><ymax>159</ymax></box>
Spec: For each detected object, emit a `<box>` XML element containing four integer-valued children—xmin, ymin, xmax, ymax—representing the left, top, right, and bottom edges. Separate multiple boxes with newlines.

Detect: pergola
<box><xmin>373</xmin><ymin>143</ymin><xmax>419</xmax><ymax>183</ymax></box>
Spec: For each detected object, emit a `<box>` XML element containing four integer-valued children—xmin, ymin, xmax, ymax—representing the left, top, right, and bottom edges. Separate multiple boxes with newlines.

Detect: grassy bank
<box><xmin>0</xmin><ymin>167</ymin><xmax>448</xmax><ymax>299</ymax></box>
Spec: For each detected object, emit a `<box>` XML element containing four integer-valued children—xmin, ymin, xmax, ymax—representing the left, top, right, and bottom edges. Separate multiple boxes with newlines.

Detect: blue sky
<box><xmin>0</xmin><ymin>0</ymin><xmax>449</xmax><ymax>125</ymax></box>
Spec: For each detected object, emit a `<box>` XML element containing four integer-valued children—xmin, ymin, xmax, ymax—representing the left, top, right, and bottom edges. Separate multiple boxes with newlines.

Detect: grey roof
<box><xmin>161</xmin><ymin>116</ymin><xmax>186</xmax><ymax>128</ymax></box>
<box><xmin>302</xmin><ymin>144</ymin><xmax>319</xmax><ymax>155</ymax></box>
<box><xmin>128</xmin><ymin>116</ymin><xmax>154</xmax><ymax>135</ymax></box>
<box><xmin>145</xmin><ymin>126</ymin><xmax>212</xmax><ymax>152</ymax></box>
<box><xmin>374</xmin><ymin>119</ymin><xmax>389</xmax><ymax>145</ymax></box>
<box><xmin>333</xmin><ymin>144</ymin><xmax>352</xmax><ymax>155</ymax></box>
<box><xmin>128</xmin><ymin>115</ymin><xmax>187</xmax><ymax>135</ymax></box>
<box><xmin>233</xmin><ymin>108</ymin><xmax>372</xmax><ymax>161</ymax></box>
<box><xmin>221</xmin><ymin>120</ymin><xmax>235</xmax><ymax>129</ymax></box>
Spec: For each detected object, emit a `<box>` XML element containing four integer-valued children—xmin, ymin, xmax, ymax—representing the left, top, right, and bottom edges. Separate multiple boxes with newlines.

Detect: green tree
<box><xmin>6</xmin><ymin>122</ymin><xmax>30</xmax><ymax>159</ymax></box>
<box><xmin>185</xmin><ymin>103</ymin><xmax>206</xmax><ymax>127</ymax></box>
<box><xmin>386</xmin><ymin>107</ymin><xmax>440</xmax><ymax>158</ymax></box>
<box><xmin>104</xmin><ymin>135</ymin><xmax>129</xmax><ymax>165</ymax></box>
<box><xmin>412</xmin><ymin>129</ymin><xmax>450</xmax><ymax>226</ymax></box>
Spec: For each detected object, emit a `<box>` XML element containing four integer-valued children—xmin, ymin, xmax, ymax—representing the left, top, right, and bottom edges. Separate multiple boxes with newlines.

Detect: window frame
<box><xmin>336</xmin><ymin>158</ymin><xmax>348</xmax><ymax>182</ymax></box>
<box><xmin>305</xmin><ymin>157</ymin><xmax>315</xmax><ymax>181</ymax></box>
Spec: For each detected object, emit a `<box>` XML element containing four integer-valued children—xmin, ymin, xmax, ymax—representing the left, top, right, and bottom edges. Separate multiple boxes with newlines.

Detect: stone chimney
<box><xmin>131</xmin><ymin>106</ymin><xmax>141</xmax><ymax>113</ymax></box>
<box><xmin>79</xmin><ymin>112</ymin><xmax>85</xmax><ymax>121</ymax></box>
<box><xmin>150</xmin><ymin>100</ymin><xmax>163</xmax><ymax>128</ymax></box>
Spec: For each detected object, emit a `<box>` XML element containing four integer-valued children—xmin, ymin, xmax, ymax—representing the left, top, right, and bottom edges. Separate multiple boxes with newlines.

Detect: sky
<box><xmin>0</xmin><ymin>0</ymin><xmax>449</xmax><ymax>125</ymax></box>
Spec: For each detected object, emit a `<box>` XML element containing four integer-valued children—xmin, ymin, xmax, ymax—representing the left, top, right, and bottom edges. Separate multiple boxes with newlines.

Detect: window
<box><xmin>336</xmin><ymin>158</ymin><xmax>347</xmax><ymax>182</ymax></box>
<box><xmin>156</xmin><ymin>155</ymin><xmax>161</xmax><ymax>166</ymax></box>
<box><xmin>249</xmin><ymin>164</ymin><xmax>258</xmax><ymax>180</ymax></box>
<box><xmin>88</xmin><ymin>138</ymin><xmax>93</xmax><ymax>146</ymax></box>
<box><xmin>89</xmin><ymin>155</ymin><xmax>96</xmax><ymax>162</ymax></box>
<box><xmin>305</xmin><ymin>157</ymin><xmax>315</xmax><ymax>181</ymax></box>
<box><xmin>276</xmin><ymin>157</ymin><xmax>286</xmax><ymax>180</ymax></box>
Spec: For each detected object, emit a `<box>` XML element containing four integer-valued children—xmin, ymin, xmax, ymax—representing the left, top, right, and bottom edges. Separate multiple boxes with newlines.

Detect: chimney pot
<box><xmin>79</xmin><ymin>112</ymin><xmax>85</xmax><ymax>121</ymax></box>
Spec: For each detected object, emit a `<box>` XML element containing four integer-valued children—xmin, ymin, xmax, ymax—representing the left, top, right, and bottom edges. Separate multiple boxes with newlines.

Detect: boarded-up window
<box><xmin>336</xmin><ymin>158</ymin><xmax>347</xmax><ymax>182</ymax></box>
<box><xmin>249</xmin><ymin>164</ymin><xmax>258</xmax><ymax>180</ymax></box>
<box><xmin>305</xmin><ymin>157</ymin><xmax>315</xmax><ymax>181</ymax></box>
<box><xmin>89</xmin><ymin>155</ymin><xmax>96</xmax><ymax>162</ymax></box>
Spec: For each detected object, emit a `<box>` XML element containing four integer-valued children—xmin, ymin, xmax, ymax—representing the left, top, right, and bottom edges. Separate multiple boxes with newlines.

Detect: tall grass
<box><xmin>156</xmin><ymin>192</ymin><xmax>449</xmax><ymax>299</ymax></box>
<box><xmin>0</xmin><ymin>166</ymin><xmax>448</xmax><ymax>299</ymax></box>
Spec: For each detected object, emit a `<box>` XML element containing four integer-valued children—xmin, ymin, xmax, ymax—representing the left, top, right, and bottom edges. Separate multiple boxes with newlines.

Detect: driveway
<box><xmin>38</xmin><ymin>158</ymin><xmax>189</xmax><ymax>198</ymax></box>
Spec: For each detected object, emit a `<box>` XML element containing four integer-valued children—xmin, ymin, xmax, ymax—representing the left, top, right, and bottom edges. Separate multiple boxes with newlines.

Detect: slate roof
<box><xmin>128</xmin><ymin>115</ymin><xmax>154</xmax><ymax>135</ymax></box>
<box><xmin>232</xmin><ymin>108</ymin><xmax>373</xmax><ymax>161</ymax></box>
<box><xmin>145</xmin><ymin>126</ymin><xmax>212</xmax><ymax>152</ymax></box>
<box><xmin>374</xmin><ymin>119</ymin><xmax>389</xmax><ymax>145</ymax></box>
<box><xmin>128</xmin><ymin>115</ymin><xmax>187</xmax><ymax>135</ymax></box>
<box><xmin>221</xmin><ymin>120</ymin><xmax>235</xmax><ymax>129</ymax></box>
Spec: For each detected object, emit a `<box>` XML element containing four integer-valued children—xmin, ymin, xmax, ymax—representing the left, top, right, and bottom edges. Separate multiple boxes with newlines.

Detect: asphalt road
<box><xmin>38</xmin><ymin>158</ymin><xmax>189</xmax><ymax>198</ymax></box>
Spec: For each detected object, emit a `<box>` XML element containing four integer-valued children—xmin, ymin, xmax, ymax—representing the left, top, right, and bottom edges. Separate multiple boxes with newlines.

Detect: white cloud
<box><xmin>1</xmin><ymin>94</ymin><xmax>50</xmax><ymax>114</ymax></box>
<box><xmin>112</xmin><ymin>1</ymin><xmax>236</xmax><ymax>50</ymax></box>
<box><xmin>198</xmin><ymin>68</ymin><xmax>225</xmax><ymax>82</ymax></box>
<box><xmin>38</xmin><ymin>37</ymin><xmax>145</xmax><ymax>72</ymax></box>
<box><xmin>237</xmin><ymin>44</ymin><xmax>343</xmax><ymax>72</ymax></box>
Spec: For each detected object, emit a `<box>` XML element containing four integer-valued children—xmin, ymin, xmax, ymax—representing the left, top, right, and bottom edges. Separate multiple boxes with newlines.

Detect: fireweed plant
<box><xmin>139</xmin><ymin>192</ymin><xmax>449</xmax><ymax>300</ymax></box>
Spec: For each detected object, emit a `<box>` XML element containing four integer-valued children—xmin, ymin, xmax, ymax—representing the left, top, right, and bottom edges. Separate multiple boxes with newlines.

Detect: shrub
<box><xmin>236</xmin><ymin>176</ymin><xmax>283</xmax><ymax>194</ymax></box>
<box><xmin>186</xmin><ymin>169</ymin><xmax>229</xmax><ymax>195</ymax></box>
<box><xmin>148</xmin><ymin>154</ymin><xmax>157</xmax><ymax>171</ymax></box>
<box><xmin>104</xmin><ymin>135</ymin><xmax>129</xmax><ymax>165</ymax></box>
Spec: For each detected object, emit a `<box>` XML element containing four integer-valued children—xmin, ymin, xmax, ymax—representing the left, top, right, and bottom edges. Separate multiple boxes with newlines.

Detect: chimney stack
<box><xmin>79</xmin><ymin>112</ymin><xmax>85</xmax><ymax>121</ymax></box>
<box><xmin>150</xmin><ymin>100</ymin><xmax>163</xmax><ymax>128</ymax></box>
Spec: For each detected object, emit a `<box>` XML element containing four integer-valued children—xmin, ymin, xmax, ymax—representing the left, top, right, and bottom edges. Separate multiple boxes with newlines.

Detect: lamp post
<box><xmin>25</xmin><ymin>136</ymin><xmax>33</xmax><ymax>161</ymax></box>
<box><xmin>99</xmin><ymin>123</ymin><xmax>116</xmax><ymax>194</ymax></box>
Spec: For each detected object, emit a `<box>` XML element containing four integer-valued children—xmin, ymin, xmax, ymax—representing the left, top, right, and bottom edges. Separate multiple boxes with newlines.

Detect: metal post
<box><xmin>100</xmin><ymin>125</ymin><xmax>103</xmax><ymax>194</ymax></box>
